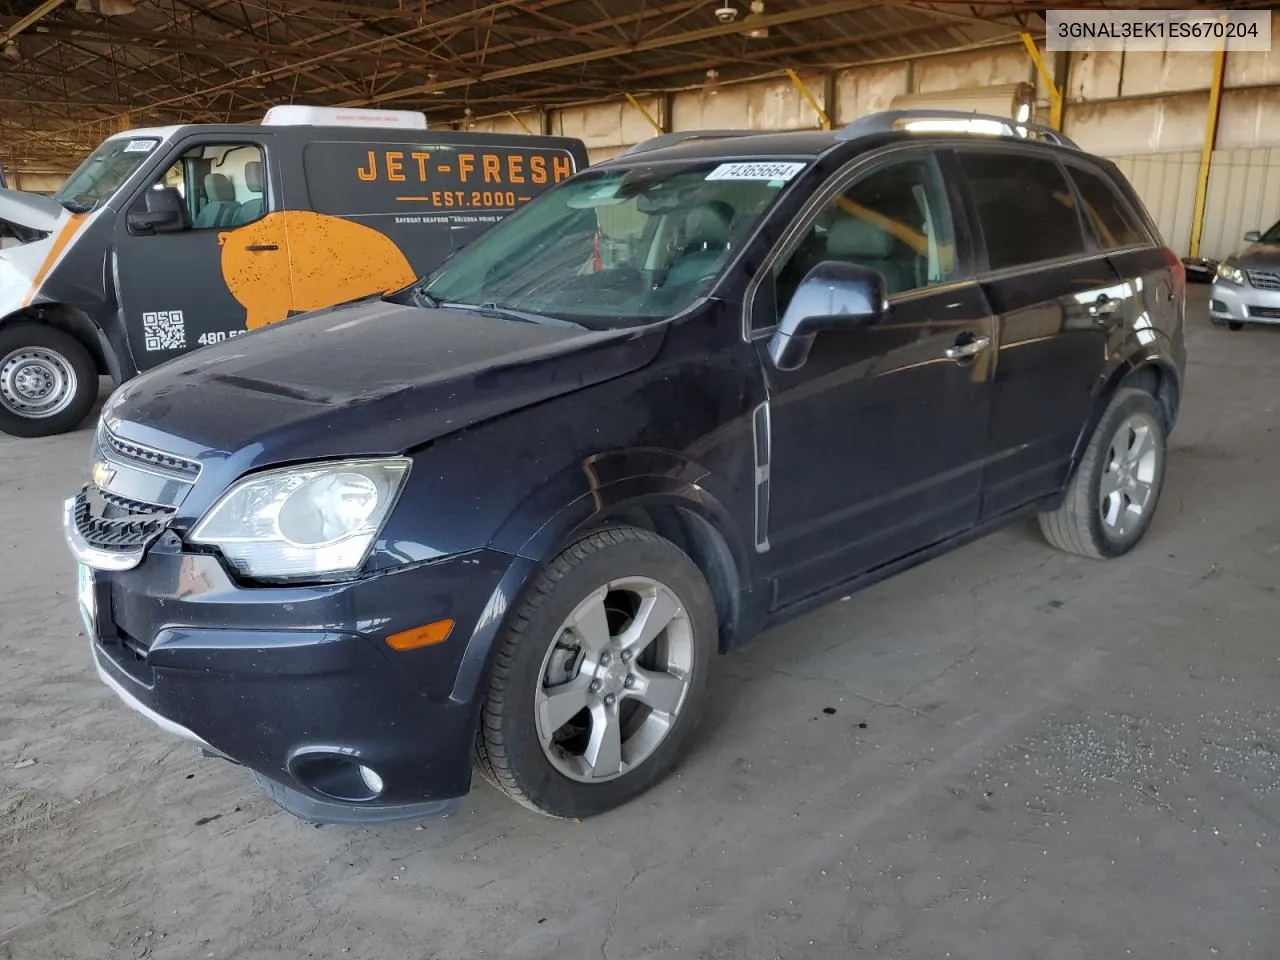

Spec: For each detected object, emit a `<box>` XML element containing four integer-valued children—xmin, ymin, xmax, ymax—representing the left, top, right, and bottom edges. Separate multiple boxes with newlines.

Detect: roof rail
<box><xmin>616</xmin><ymin>130</ymin><xmax>760</xmax><ymax>158</ymax></box>
<box><xmin>836</xmin><ymin>109</ymin><xmax>1078</xmax><ymax>149</ymax></box>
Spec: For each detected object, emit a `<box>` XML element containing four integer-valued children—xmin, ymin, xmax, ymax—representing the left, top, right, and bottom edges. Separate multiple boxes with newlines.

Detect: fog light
<box><xmin>358</xmin><ymin>764</ymin><xmax>384</xmax><ymax>795</ymax></box>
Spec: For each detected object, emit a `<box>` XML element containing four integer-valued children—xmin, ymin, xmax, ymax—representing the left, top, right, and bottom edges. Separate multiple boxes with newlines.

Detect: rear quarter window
<box><xmin>1067</xmin><ymin>165</ymin><xmax>1148</xmax><ymax>250</ymax></box>
<box><xmin>959</xmin><ymin>151</ymin><xmax>1088</xmax><ymax>271</ymax></box>
<box><xmin>302</xmin><ymin>140</ymin><xmax>577</xmax><ymax>220</ymax></box>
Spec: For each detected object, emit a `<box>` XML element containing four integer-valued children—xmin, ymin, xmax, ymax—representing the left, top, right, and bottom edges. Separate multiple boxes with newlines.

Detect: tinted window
<box><xmin>773</xmin><ymin>152</ymin><xmax>957</xmax><ymax>316</ymax></box>
<box><xmin>1069</xmin><ymin>166</ymin><xmax>1146</xmax><ymax>249</ymax></box>
<box><xmin>960</xmin><ymin>152</ymin><xmax>1087</xmax><ymax>270</ymax></box>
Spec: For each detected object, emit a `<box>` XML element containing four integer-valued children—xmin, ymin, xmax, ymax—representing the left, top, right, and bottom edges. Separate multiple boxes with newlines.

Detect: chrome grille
<box><xmin>98</xmin><ymin>425</ymin><xmax>201</xmax><ymax>480</ymax></box>
<box><xmin>1246</xmin><ymin>269</ymin><xmax>1280</xmax><ymax>291</ymax></box>
<box><xmin>73</xmin><ymin>484</ymin><xmax>175</xmax><ymax>551</ymax></box>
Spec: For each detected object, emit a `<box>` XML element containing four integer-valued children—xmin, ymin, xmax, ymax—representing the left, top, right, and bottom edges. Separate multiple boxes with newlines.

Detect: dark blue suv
<box><xmin>65</xmin><ymin>111</ymin><xmax>1186</xmax><ymax>824</ymax></box>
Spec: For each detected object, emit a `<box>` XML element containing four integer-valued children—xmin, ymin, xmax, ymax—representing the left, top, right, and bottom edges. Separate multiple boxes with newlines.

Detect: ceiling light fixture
<box><xmin>74</xmin><ymin>0</ymin><xmax>138</xmax><ymax>14</ymax></box>
<box><xmin>704</xmin><ymin>68</ymin><xmax>721</xmax><ymax>95</ymax></box>
<box><xmin>713</xmin><ymin>2</ymin><xmax>738</xmax><ymax>25</ymax></box>
<box><xmin>427</xmin><ymin>72</ymin><xmax>446</xmax><ymax>96</ymax></box>
<box><xmin>1</xmin><ymin>41</ymin><xmax>20</xmax><ymax>61</ymax></box>
<box><xmin>743</xmin><ymin>1</ymin><xmax>768</xmax><ymax>38</ymax></box>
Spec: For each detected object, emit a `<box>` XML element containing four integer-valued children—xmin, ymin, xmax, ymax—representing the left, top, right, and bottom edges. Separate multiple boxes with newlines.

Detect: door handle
<box><xmin>1089</xmin><ymin>294</ymin><xmax>1119</xmax><ymax>319</ymax></box>
<box><xmin>944</xmin><ymin>335</ymin><xmax>990</xmax><ymax>362</ymax></box>
<box><xmin>244</xmin><ymin>243</ymin><xmax>279</xmax><ymax>252</ymax></box>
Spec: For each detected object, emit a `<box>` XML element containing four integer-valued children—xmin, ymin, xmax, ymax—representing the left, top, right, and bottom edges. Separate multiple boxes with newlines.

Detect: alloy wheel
<box><xmin>534</xmin><ymin>576</ymin><xmax>694</xmax><ymax>783</ymax></box>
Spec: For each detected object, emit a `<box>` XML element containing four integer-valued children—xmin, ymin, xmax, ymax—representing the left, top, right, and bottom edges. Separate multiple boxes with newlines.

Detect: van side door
<box><xmin>113</xmin><ymin>134</ymin><xmax>280</xmax><ymax>369</ymax></box>
<box><xmin>957</xmin><ymin>147</ymin><xmax>1127</xmax><ymax>518</ymax></box>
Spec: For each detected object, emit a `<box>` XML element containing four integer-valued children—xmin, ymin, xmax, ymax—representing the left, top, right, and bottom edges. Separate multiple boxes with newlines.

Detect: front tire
<box><xmin>1038</xmin><ymin>387</ymin><xmax>1167</xmax><ymax>559</ymax></box>
<box><xmin>0</xmin><ymin>323</ymin><xmax>98</xmax><ymax>438</ymax></box>
<box><xmin>475</xmin><ymin>526</ymin><xmax>716</xmax><ymax>819</ymax></box>
<box><xmin>1228</xmin><ymin>321</ymin><xmax>1245</xmax><ymax>331</ymax></box>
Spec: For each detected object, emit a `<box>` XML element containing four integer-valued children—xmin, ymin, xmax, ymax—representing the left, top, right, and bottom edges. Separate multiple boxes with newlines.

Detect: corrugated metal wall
<box><xmin>1106</xmin><ymin>151</ymin><xmax>1199</xmax><ymax>255</ymax></box>
<box><xmin>1104</xmin><ymin>149</ymin><xmax>1280</xmax><ymax>260</ymax></box>
<box><xmin>469</xmin><ymin>42</ymin><xmax>1280</xmax><ymax>263</ymax></box>
<box><xmin>1201</xmin><ymin>148</ymin><xmax>1280</xmax><ymax>259</ymax></box>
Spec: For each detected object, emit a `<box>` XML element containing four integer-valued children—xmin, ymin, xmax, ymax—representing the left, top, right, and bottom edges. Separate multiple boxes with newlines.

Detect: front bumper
<box><xmin>72</xmin><ymin>515</ymin><xmax>534</xmax><ymax>823</ymax></box>
<box><xmin>1209</xmin><ymin>278</ymin><xmax>1280</xmax><ymax>325</ymax></box>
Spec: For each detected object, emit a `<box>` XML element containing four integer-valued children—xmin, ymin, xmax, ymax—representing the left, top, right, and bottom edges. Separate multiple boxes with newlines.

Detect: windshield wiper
<box><xmin>442</xmin><ymin>301</ymin><xmax>587</xmax><ymax>331</ymax></box>
<box><xmin>411</xmin><ymin>282</ymin><xmax>440</xmax><ymax>308</ymax></box>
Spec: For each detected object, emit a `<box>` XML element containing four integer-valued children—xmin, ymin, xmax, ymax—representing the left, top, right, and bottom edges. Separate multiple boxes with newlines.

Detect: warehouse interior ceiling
<box><xmin>0</xmin><ymin>0</ymin><xmax>1271</xmax><ymax>171</ymax></box>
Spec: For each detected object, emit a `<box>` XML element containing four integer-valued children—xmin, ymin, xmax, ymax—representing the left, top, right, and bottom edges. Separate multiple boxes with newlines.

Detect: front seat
<box><xmin>230</xmin><ymin>161</ymin><xmax>265</xmax><ymax>226</ymax></box>
<box><xmin>193</xmin><ymin>173</ymin><xmax>240</xmax><ymax>229</ymax></box>
<box><xmin>824</xmin><ymin>217</ymin><xmax>913</xmax><ymax>296</ymax></box>
<box><xmin>663</xmin><ymin>201</ymin><xmax>734</xmax><ymax>288</ymax></box>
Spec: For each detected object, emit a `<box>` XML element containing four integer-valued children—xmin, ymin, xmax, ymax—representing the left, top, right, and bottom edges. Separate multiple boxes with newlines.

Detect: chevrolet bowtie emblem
<box><xmin>91</xmin><ymin>461</ymin><xmax>116</xmax><ymax>487</ymax></box>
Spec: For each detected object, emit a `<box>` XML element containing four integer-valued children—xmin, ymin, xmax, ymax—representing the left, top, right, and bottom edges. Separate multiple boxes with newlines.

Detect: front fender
<box><xmin>448</xmin><ymin>458</ymin><xmax>755</xmax><ymax>704</ymax></box>
<box><xmin>490</xmin><ymin>449</ymin><xmax>748</xmax><ymax>568</ymax></box>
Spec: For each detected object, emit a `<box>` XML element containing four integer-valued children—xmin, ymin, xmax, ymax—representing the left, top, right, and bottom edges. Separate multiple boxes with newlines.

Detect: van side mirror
<box><xmin>768</xmin><ymin>261</ymin><xmax>886</xmax><ymax>370</ymax></box>
<box><xmin>1244</xmin><ymin>230</ymin><xmax>1262</xmax><ymax>243</ymax></box>
<box><xmin>128</xmin><ymin>186</ymin><xmax>187</xmax><ymax>235</ymax></box>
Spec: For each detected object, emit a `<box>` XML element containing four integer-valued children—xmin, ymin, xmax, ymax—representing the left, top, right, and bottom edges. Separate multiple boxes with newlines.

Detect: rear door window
<box><xmin>1067</xmin><ymin>165</ymin><xmax>1148</xmax><ymax>250</ymax></box>
<box><xmin>959</xmin><ymin>151</ymin><xmax>1088</xmax><ymax>271</ymax></box>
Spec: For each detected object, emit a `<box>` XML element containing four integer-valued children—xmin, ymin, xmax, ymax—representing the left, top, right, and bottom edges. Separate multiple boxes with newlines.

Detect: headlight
<box><xmin>189</xmin><ymin>458</ymin><xmax>410</xmax><ymax>579</ymax></box>
<box><xmin>1216</xmin><ymin>263</ymin><xmax>1246</xmax><ymax>285</ymax></box>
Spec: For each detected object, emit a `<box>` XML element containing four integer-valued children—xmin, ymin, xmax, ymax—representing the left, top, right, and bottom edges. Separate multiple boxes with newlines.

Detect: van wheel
<box><xmin>0</xmin><ymin>324</ymin><xmax>98</xmax><ymax>438</ymax></box>
<box><xmin>1038</xmin><ymin>387</ymin><xmax>1167</xmax><ymax>559</ymax></box>
<box><xmin>475</xmin><ymin>526</ymin><xmax>716</xmax><ymax>819</ymax></box>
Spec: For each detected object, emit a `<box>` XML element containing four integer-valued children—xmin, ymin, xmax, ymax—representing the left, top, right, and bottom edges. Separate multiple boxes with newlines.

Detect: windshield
<box><xmin>53</xmin><ymin>137</ymin><xmax>159</xmax><ymax>213</ymax></box>
<box><xmin>1260</xmin><ymin>221</ymin><xmax>1280</xmax><ymax>244</ymax></box>
<box><xmin>422</xmin><ymin>159</ymin><xmax>807</xmax><ymax>328</ymax></box>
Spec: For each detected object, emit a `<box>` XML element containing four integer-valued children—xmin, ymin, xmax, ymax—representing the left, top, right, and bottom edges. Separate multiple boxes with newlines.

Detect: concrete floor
<box><xmin>2</xmin><ymin>288</ymin><xmax>1278</xmax><ymax>960</ymax></box>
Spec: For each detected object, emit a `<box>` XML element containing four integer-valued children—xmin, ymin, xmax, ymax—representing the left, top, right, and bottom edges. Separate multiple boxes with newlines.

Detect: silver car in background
<box><xmin>1211</xmin><ymin>220</ymin><xmax>1280</xmax><ymax>330</ymax></box>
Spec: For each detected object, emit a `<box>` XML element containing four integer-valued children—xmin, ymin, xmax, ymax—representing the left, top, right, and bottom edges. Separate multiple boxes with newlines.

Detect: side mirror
<box><xmin>127</xmin><ymin>186</ymin><xmax>187</xmax><ymax>235</ymax></box>
<box><xmin>1244</xmin><ymin>230</ymin><xmax>1262</xmax><ymax>243</ymax></box>
<box><xmin>768</xmin><ymin>261</ymin><xmax>886</xmax><ymax>370</ymax></box>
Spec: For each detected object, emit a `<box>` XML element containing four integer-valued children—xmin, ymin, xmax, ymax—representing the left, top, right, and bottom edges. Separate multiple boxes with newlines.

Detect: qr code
<box><xmin>142</xmin><ymin>310</ymin><xmax>186</xmax><ymax>352</ymax></box>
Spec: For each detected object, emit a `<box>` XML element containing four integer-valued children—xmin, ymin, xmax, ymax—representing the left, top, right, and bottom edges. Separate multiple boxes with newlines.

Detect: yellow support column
<box><xmin>624</xmin><ymin>93</ymin><xmax>663</xmax><ymax>135</ymax></box>
<box><xmin>1020</xmin><ymin>33</ymin><xmax>1063</xmax><ymax>130</ymax></box>
<box><xmin>1189</xmin><ymin>41</ymin><xmax>1228</xmax><ymax>260</ymax></box>
<box><xmin>506</xmin><ymin>111</ymin><xmax>534</xmax><ymax>135</ymax></box>
<box><xmin>786</xmin><ymin>68</ymin><xmax>831</xmax><ymax>130</ymax></box>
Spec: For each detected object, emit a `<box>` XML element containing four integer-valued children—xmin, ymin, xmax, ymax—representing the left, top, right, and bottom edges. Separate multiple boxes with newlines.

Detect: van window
<box><xmin>302</xmin><ymin>141</ymin><xmax>577</xmax><ymax>219</ymax></box>
<box><xmin>141</xmin><ymin>143</ymin><xmax>266</xmax><ymax>231</ymax></box>
<box><xmin>54</xmin><ymin>137</ymin><xmax>159</xmax><ymax>213</ymax></box>
<box><xmin>1068</xmin><ymin>165</ymin><xmax>1147</xmax><ymax>250</ymax></box>
<box><xmin>960</xmin><ymin>152</ymin><xmax>1087</xmax><ymax>271</ymax></box>
<box><xmin>773</xmin><ymin>152</ymin><xmax>957</xmax><ymax>318</ymax></box>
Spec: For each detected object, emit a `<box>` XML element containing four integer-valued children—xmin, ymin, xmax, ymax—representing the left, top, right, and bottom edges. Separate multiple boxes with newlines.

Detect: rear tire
<box><xmin>475</xmin><ymin>526</ymin><xmax>716</xmax><ymax>819</ymax></box>
<box><xmin>0</xmin><ymin>323</ymin><xmax>98</xmax><ymax>438</ymax></box>
<box><xmin>1038</xmin><ymin>387</ymin><xmax>1167</xmax><ymax>559</ymax></box>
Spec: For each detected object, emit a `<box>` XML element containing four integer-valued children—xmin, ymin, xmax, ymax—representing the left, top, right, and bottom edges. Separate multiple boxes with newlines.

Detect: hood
<box><xmin>1231</xmin><ymin>240</ymin><xmax>1280</xmax><ymax>268</ymax></box>
<box><xmin>105</xmin><ymin>298</ymin><xmax>665</xmax><ymax>468</ymax></box>
<box><xmin>0</xmin><ymin>187</ymin><xmax>63</xmax><ymax>233</ymax></box>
